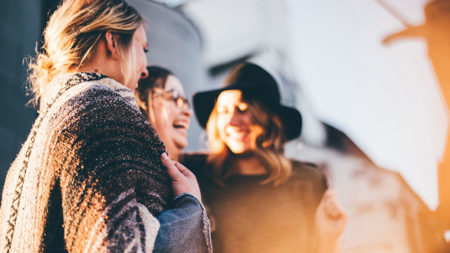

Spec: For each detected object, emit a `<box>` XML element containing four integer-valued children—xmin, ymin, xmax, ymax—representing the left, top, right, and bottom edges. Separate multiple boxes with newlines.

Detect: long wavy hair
<box><xmin>28</xmin><ymin>0</ymin><xmax>144</xmax><ymax>106</ymax></box>
<box><xmin>206</xmin><ymin>95</ymin><xmax>292</xmax><ymax>186</ymax></box>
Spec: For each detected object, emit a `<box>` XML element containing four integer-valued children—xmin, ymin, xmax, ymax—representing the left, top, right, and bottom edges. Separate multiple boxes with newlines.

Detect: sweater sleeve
<box><xmin>55</xmin><ymin>86</ymin><xmax>171</xmax><ymax>252</ymax></box>
<box><xmin>291</xmin><ymin>161</ymin><xmax>328</xmax><ymax>253</ymax></box>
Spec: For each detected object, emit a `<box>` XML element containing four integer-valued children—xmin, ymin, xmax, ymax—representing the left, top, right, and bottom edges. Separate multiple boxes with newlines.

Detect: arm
<box><xmin>315</xmin><ymin>190</ymin><xmax>348</xmax><ymax>253</ymax></box>
<box><xmin>58</xmin><ymin>88</ymin><xmax>170</xmax><ymax>252</ymax></box>
<box><xmin>294</xmin><ymin>162</ymin><xmax>346</xmax><ymax>253</ymax></box>
<box><xmin>153</xmin><ymin>155</ymin><xmax>212</xmax><ymax>253</ymax></box>
<box><xmin>154</xmin><ymin>194</ymin><xmax>212</xmax><ymax>253</ymax></box>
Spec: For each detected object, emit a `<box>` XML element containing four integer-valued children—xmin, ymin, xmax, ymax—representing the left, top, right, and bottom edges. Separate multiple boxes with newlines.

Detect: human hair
<box><xmin>206</xmin><ymin>95</ymin><xmax>292</xmax><ymax>186</ymax></box>
<box><xmin>135</xmin><ymin>66</ymin><xmax>172</xmax><ymax>121</ymax></box>
<box><xmin>28</xmin><ymin>0</ymin><xmax>144</xmax><ymax>106</ymax></box>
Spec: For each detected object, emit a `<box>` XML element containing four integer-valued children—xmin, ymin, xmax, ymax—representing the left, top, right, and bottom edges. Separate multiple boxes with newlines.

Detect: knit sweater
<box><xmin>0</xmin><ymin>73</ymin><xmax>171</xmax><ymax>252</ymax></box>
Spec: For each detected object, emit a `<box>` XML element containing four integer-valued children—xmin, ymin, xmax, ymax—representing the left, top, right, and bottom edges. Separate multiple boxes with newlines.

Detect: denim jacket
<box><xmin>154</xmin><ymin>193</ymin><xmax>213</xmax><ymax>253</ymax></box>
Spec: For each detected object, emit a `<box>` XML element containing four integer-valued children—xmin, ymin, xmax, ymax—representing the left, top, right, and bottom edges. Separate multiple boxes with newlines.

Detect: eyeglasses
<box><xmin>152</xmin><ymin>88</ymin><xmax>190</xmax><ymax>110</ymax></box>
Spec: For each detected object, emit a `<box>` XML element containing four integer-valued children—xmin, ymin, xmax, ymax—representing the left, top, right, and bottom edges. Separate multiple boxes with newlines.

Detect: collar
<box><xmin>40</xmin><ymin>72</ymin><xmax>138</xmax><ymax>113</ymax></box>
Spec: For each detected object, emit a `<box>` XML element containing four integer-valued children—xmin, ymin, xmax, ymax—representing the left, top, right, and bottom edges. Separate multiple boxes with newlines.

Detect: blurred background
<box><xmin>1</xmin><ymin>0</ymin><xmax>449</xmax><ymax>251</ymax></box>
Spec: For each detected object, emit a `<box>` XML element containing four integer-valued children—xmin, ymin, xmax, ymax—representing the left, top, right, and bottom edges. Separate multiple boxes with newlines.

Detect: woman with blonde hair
<box><xmin>0</xmin><ymin>0</ymin><xmax>211</xmax><ymax>252</ymax></box>
<box><xmin>183</xmin><ymin>62</ymin><xmax>347</xmax><ymax>252</ymax></box>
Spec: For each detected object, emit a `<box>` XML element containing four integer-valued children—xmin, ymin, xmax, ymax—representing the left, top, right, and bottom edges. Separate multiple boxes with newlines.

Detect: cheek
<box><xmin>134</xmin><ymin>45</ymin><xmax>146</xmax><ymax>69</ymax></box>
<box><xmin>242</xmin><ymin>113</ymin><xmax>254</xmax><ymax>126</ymax></box>
<box><xmin>216</xmin><ymin>117</ymin><xmax>228</xmax><ymax>133</ymax></box>
<box><xmin>142</xmin><ymin>50</ymin><xmax>147</xmax><ymax>66</ymax></box>
<box><xmin>151</xmin><ymin>104</ymin><xmax>171</xmax><ymax>128</ymax></box>
<box><xmin>217</xmin><ymin>114</ymin><xmax>231</xmax><ymax>126</ymax></box>
<box><xmin>139</xmin><ymin>50</ymin><xmax>146</xmax><ymax>68</ymax></box>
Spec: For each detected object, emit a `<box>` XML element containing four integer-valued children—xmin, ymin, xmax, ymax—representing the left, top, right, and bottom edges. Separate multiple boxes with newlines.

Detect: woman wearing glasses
<box><xmin>135</xmin><ymin>66</ymin><xmax>192</xmax><ymax>161</ymax></box>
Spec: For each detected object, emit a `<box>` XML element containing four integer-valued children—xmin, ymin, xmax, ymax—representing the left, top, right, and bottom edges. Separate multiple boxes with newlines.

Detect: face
<box><xmin>148</xmin><ymin>75</ymin><xmax>192</xmax><ymax>160</ymax></box>
<box><xmin>215</xmin><ymin>90</ymin><xmax>264</xmax><ymax>154</ymax></box>
<box><xmin>125</xmin><ymin>25</ymin><xmax>149</xmax><ymax>90</ymax></box>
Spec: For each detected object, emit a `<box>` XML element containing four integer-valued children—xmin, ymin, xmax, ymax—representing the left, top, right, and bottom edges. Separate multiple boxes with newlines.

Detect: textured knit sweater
<box><xmin>0</xmin><ymin>73</ymin><xmax>171</xmax><ymax>252</ymax></box>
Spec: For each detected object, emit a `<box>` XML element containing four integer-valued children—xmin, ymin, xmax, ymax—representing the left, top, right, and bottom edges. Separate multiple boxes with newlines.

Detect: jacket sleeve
<box><xmin>154</xmin><ymin>193</ymin><xmax>213</xmax><ymax>253</ymax></box>
<box><xmin>56</xmin><ymin>86</ymin><xmax>171</xmax><ymax>252</ymax></box>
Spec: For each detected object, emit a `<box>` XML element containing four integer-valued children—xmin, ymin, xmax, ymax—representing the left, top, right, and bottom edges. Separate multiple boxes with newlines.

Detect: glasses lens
<box><xmin>153</xmin><ymin>89</ymin><xmax>189</xmax><ymax>109</ymax></box>
<box><xmin>169</xmin><ymin>90</ymin><xmax>187</xmax><ymax>109</ymax></box>
<box><xmin>175</xmin><ymin>96</ymin><xmax>189</xmax><ymax>109</ymax></box>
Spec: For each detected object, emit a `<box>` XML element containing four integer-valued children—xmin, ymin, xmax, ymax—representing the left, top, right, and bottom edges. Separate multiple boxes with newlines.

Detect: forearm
<box><xmin>317</xmin><ymin>237</ymin><xmax>341</xmax><ymax>253</ymax></box>
<box><xmin>62</xmin><ymin>188</ymin><xmax>161</xmax><ymax>252</ymax></box>
<box><xmin>154</xmin><ymin>193</ymin><xmax>212</xmax><ymax>253</ymax></box>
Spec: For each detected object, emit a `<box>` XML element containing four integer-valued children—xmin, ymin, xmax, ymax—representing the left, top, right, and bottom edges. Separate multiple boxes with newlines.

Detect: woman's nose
<box><xmin>182</xmin><ymin>107</ymin><xmax>193</xmax><ymax>117</ymax></box>
<box><xmin>229</xmin><ymin>110</ymin><xmax>242</xmax><ymax>126</ymax></box>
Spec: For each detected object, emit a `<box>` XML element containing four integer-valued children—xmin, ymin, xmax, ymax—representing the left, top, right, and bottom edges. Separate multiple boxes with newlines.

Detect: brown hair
<box><xmin>28</xmin><ymin>0</ymin><xmax>144</xmax><ymax>106</ymax></box>
<box><xmin>135</xmin><ymin>66</ymin><xmax>173</xmax><ymax>122</ymax></box>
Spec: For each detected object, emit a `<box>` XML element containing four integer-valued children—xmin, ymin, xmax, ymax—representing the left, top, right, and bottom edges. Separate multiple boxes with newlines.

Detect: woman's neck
<box><xmin>75</xmin><ymin>40</ymin><xmax>124</xmax><ymax>86</ymax></box>
<box><xmin>234</xmin><ymin>154</ymin><xmax>267</xmax><ymax>175</ymax></box>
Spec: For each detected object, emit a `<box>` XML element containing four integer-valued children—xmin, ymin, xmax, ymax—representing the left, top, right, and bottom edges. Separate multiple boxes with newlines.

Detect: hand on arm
<box><xmin>156</xmin><ymin>153</ymin><xmax>212</xmax><ymax>253</ymax></box>
<box><xmin>162</xmin><ymin>153</ymin><xmax>202</xmax><ymax>201</ymax></box>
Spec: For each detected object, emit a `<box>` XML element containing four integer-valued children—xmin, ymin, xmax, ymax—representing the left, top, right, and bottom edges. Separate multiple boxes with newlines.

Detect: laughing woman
<box><xmin>135</xmin><ymin>66</ymin><xmax>192</xmax><ymax>161</ymax></box>
<box><xmin>0</xmin><ymin>1</ymin><xmax>210</xmax><ymax>252</ymax></box>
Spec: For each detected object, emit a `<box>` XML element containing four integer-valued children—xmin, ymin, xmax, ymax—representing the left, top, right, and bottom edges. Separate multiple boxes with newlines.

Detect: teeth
<box><xmin>173</xmin><ymin>122</ymin><xmax>188</xmax><ymax>129</ymax></box>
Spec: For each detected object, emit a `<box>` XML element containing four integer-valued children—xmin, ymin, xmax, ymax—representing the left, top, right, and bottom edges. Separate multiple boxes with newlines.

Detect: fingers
<box><xmin>322</xmin><ymin>190</ymin><xmax>346</xmax><ymax>221</ymax></box>
<box><xmin>161</xmin><ymin>153</ymin><xmax>195</xmax><ymax>181</ymax></box>
<box><xmin>174</xmin><ymin>161</ymin><xmax>195</xmax><ymax>178</ymax></box>
<box><xmin>162</xmin><ymin>153</ymin><xmax>181</xmax><ymax>180</ymax></box>
<box><xmin>316</xmin><ymin>189</ymin><xmax>347</xmax><ymax>239</ymax></box>
<box><xmin>161</xmin><ymin>153</ymin><xmax>202</xmax><ymax>200</ymax></box>
<box><xmin>318</xmin><ymin>190</ymin><xmax>335</xmax><ymax>210</ymax></box>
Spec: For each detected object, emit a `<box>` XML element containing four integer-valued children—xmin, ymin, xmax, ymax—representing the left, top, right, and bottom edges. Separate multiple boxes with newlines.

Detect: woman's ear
<box><xmin>105</xmin><ymin>31</ymin><xmax>118</xmax><ymax>59</ymax></box>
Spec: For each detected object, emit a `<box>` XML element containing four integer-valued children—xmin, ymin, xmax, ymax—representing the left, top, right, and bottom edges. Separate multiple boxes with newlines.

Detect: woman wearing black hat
<box><xmin>182</xmin><ymin>62</ymin><xmax>347</xmax><ymax>252</ymax></box>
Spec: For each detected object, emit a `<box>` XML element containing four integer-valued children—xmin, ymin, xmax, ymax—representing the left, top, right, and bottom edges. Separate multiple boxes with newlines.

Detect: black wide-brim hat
<box><xmin>193</xmin><ymin>63</ymin><xmax>302</xmax><ymax>140</ymax></box>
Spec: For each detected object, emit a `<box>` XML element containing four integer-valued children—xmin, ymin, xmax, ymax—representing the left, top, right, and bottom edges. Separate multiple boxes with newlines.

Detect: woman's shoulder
<box><xmin>180</xmin><ymin>152</ymin><xmax>209</xmax><ymax>175</ymax></box>
<box><xmin>73</xmin><ymin>74</ymin><xmax>137</xmax><ymax>107</ymax></box>
<box><xmin>290</xmin><ymin>159</ymin><xmax>320</xmax><ymax>174</ymax></box>
<box><xmin>288</xmin><ymin>159</ymin><xmax>328</xmax><ymax>206</ymax></box>
<box><xmin>289</xmin><ymin>159</ymin><xmax>327</xmax><ymax>186</ymax></box>
<box><xmin>47</xmin><ymin>73</ymin><xmax>163</xmax><ymax>152</ymax></box>
<box><xmin>42</xmin><ymin>73</ymin><xmax>133</xmax><ymax>112</ymax></box>
<box><xmin>181</xmin><ymin>152</ymin><xmax>208</xmax><ymax>163</ymax></box>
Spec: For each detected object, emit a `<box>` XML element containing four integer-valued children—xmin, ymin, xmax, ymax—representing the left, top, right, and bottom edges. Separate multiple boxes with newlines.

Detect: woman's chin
<box><xmin>173</xmin><ymin>139</ymin><xmax>188</xmax><ymax>151</ymax></box>
<box><xmin>225</xmin><ymin>141</ymin><xmax>252</xmax><ymax>155</ymax></box>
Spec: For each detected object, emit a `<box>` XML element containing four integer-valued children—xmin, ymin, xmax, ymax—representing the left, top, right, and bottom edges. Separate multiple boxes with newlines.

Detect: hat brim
<box><xmin>193</xmin><ymin>86</ymin><xmax>302</xmax><ymax>141</ymax></box>
<box><xmin>192</xmin><ymin>84</ymin><xmax>238</xmax><ymax>129</ymax></box>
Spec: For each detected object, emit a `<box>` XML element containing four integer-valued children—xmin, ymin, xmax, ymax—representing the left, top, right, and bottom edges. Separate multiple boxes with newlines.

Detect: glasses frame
<box><xmin>152</xmin><ymin>88</ymin><xmax>190</xmax><ymax>110</ymax></box>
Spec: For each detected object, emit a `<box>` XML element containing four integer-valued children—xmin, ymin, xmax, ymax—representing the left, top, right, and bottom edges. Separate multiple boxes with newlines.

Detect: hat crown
<box><xmin>224</xmin><ymin>63</ymin><xmax>281</xmax><ymax>103</ymax></box>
